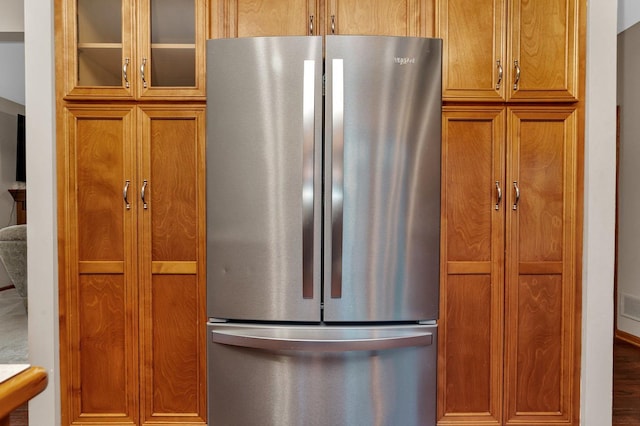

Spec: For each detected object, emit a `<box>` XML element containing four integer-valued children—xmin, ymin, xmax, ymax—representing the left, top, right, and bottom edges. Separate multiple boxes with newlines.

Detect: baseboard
<box><xmin>615</xmin><ymin>329</ymin><xmax>640</xmax><ymax>348</ymax></box>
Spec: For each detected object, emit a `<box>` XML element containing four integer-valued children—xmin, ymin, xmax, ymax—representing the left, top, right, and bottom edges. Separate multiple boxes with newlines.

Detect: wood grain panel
<box><xmin>508</xmin><ymin>0</ymin><xmax>578</xmax><ymax>101</ymax></box>
<box><xmin>516</xmin><ymin>0</ymin><xmax>568</xmax><ymax>91</ymax></box>
<box><xmin>77</xmin><ymin>274</ymin><xmax>136</xmax><ymax>421</ymax></box>
<box><xmin>437</xmin><ymin>0</ymin><xmax>506</xmax><ymax>101</ymax></box>
<box><xmin>153</xmin><ymin>275</ymin><xmax>200</xmax><ymax>413</ymax></box>
<box><xmin>330</xmin><ymin>0</ymin><xmax>418</xmax><ymax>36</ymax></box>
<box><xmin>517</xmin><ymin>118</ymin><xmax>564</xmax><ymax>262</ymax></box>
<box><xmin>76</xmin><ymin>116</ymin><xmax>126</xmax><ymax>261</ymax></box>
<box><xmin>237</xmin><ymin>0</ymin><xmax>312</xmax><ymax>36</ymax></box>
<box><xmin>442</xmin><ymin>275</ymin><xmax>493</xmax><ymax>414</ymax></box>
<box><xmin>144</xmin><ymin>110</ymin><xmax>201</xmax><ymax>262</ymax></box>
<box><xmin>513</xmin><ymin>275</ymin><xmax>563</xmax><ymax>414</ymax></box>
<box><xmin>443</xmin><ymin>109</ymin><xmax>503</xmax><ymax>262</ymax></box>
<box><xmin>211</xmin><ymin>0</ymin><xmax>315</xmax><ymax>38</ymax></box>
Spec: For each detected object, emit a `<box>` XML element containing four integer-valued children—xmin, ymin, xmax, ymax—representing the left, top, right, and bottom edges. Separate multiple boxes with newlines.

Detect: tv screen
<box><xmin>16</xmin><ymin>114</ymin><xmax>25</xmax><ymax>182</ymax></box>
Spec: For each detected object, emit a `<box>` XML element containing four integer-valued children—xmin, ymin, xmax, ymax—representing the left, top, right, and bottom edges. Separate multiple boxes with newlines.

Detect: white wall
<box><xmin>616</xmin><ymin>22</ymin><xmax>640</xmax><ymax>338</ymax></box>
<box><xmin>0</xmin><ymin>0</ymin><xmax>24</xmax><ymax>32</ymax></box>
<box><xmin>24</xmin><ymin>0</ymin><xmax>617</xmax><ymax>425</ymax></box>
<box><xmin>0</xmin><ymin>40</ymin><xmax>25</xmax><ymax>106</ymax></box>
<box><xmin>581</xmin><ymin>0</ymin><xmax>617</xmax><ymax>424</ymax></box>
<box><xmin>24</xmin><ymin>0</ymin><xmax>59</xmax><ymax>424</ymax></box>
<box><xmin>618</xmin><ymin>0</ymin><xmax>640</xmax><ymax>33</ymax></box>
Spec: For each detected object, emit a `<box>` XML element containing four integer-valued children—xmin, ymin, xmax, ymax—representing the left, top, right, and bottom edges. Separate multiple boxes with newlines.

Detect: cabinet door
<box><xmin>138</xmin><ymin>106</ymin><xmax>207</xmax><ymax>425</ymax></box>
<box><xmin>504</xmin><ymin>107</ymin><xmax>579</xmax><ymax>425</ymax></box>
<box><xmin>438</xmin><ymin>107</ymin><xmax>505</xmax><ymax>425</ymax></box>
<box><xmin>210</xmin><ymin>0</ymin><xmax>318</xmax><ymax>38</ymax></box>
<box><xmin>137</xmin><ymin>0</ymin><xmax>207</xmax><ymax>100</ymax></box>
<box><xmin>59</xmin><ymin>0</ymin><xmax>136</xmax><ymax>99</ymax></box>
<box><xmin>507</xmin><ymin>0</ymin><xmax>579</xmax><ymax>101</ymax></box>
<box><xmin>327</xmin><ymin>0</ymin><xmax>434</xmax><ymax>36</ymax></box>
<box><xmin>437</xmin><ymin>0</ymin><xmax>506</xmax><ymax>102</ymax></box>
<box><xmin>59</xmin><ymin>105</ymin><xmax>138</xmax><ymax>425</ymax></box>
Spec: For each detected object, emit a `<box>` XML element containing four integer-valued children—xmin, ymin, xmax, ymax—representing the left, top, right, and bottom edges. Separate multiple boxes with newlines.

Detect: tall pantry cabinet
<box><xmin>437</xmin><ymin>0</ymin><xmax>584</xmax><ymax>425</ymax></box>
<box><xmin>55</xmin><ymin>0</ymin><xmax>207</xmax><ymax>425</ymax></box>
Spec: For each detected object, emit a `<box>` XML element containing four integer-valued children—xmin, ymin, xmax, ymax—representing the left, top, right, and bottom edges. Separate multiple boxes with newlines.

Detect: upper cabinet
<box><xmin>210</xmin><ymin>0</ymin><xmax>318</xmax><ymax>37</ymax></box>
<box><xmin>324</xmin><ymin>0</ymin><xmax>434</xmax><ymax>36</ymax></box>
<box><xmin>437</xmin><ymin>0</ymin><xmax>580</xmax><ymax>102</ymax></box>
<box><xmin>60</xmin><ymin>0</ymin><xmax>207</xmax><ymax>100</ymax></box>
<box><xmin>210</xmin><ymin>0</ymin><xmax>434</xmax><ymax>38</ymax></box>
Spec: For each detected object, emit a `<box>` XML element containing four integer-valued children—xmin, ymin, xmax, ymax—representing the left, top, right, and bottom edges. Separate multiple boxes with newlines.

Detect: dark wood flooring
<box><xmin>613</xmin><ymin>338</ymin><xmax>640</xmax><ymax>425</ymax></box>
<box><xmin>6</xmin><ymin>339</ymin><xmax>639</xmax><ymax>425</ymax></box>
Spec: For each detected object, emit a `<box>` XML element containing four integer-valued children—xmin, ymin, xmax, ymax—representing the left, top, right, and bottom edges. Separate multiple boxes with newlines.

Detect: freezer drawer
<box><xmin>207</xmin><ymin>323</ymin><xmax>437</xmax><ymax>426</ymax></box>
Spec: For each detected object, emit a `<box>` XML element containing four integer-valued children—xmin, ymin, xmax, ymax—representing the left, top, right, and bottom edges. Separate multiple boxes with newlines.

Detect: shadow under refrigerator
<box><xmin>206</xmin><ymin>35</ymin><xmax>442</xmax><ymax>426</ymax></box>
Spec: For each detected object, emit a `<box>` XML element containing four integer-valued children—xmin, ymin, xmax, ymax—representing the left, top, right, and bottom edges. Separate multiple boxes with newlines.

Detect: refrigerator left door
<box><xmin>206</xmin><ymin>37</ymin><xmax>323</xmax><ymax>322</ymax></box>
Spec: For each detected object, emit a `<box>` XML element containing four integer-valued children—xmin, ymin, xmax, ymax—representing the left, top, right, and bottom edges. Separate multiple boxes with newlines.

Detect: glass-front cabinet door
<box><xmin>61</xmin><ymin>0</ymin><xmax>205</xmax><ymax>100</ymax></box>
<box><xmin>138</xmin><ymin>0</ymin><xmax>206</xmax><ymax>99</ymax></box>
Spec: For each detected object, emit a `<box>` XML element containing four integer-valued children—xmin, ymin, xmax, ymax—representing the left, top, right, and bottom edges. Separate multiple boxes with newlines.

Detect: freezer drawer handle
<box><xmin>211</xmin><ymin>330</ymin><xmax>433</xmax><ymax>352</ymax></box>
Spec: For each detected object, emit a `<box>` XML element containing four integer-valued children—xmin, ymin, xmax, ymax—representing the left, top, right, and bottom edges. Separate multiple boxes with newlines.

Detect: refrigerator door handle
<box><xmin>302</xmin><ymin>59</ymin><xmax>316</xmax><ymax>299</ymax></box>
<box><xmin>331</xmin><ymin>58</ymin><xmax>344</xmax><ymax>299</ymax></box>
<box><xmin>211</xmin><ymin>329</ymin><xmax>433</xmax><ymax>352</ymax></box>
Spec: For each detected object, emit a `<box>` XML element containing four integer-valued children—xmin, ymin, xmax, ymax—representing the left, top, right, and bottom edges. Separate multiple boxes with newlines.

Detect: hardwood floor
<box><xmin>613</xmin><ymin>338</ymin><xmax>640</xmax><ymax>425</ymax></box>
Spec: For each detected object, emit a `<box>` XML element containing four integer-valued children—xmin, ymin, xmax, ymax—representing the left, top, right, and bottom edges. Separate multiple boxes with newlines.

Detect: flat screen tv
<box><xmin>16</xmin><ymin>114</ymin><xmax>25</xmax><ymax>182</ymax></box>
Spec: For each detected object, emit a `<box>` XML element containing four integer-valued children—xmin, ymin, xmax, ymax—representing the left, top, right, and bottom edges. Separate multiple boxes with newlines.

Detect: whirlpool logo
<box><xmin>394</xmin><ymin>57</ymin><xmax>416</xmax><ymax>65</ymax></box>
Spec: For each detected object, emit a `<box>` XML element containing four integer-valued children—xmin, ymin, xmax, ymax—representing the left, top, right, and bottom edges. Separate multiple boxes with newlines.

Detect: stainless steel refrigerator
<box><xmin>206</xmin><ymin>35</ymin><xmax>442</xmax><ymax>426</ymax></box>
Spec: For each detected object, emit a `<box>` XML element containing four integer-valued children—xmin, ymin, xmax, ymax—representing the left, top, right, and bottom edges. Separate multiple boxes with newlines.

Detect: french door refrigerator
<box><xmin>206</xmin><ymin>35</ymin><xmax>442</xmax><ymax>426</ymax></box>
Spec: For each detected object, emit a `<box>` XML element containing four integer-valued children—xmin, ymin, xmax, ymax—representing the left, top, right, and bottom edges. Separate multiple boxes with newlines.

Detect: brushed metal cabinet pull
<box><xmin>495</xmin><ymin>180</ymin><xmax>502</xmax><ymax>210</ymax></box>
<box><xmin>496</xmin><ymin>60</ymin><xmax>503</xmax><ymax>90</ymax></box>
<box><xmin>141</xmin><ymin>179</ymin><xmax>148</xmax><ymax>209</ymax></box>
<box><xmin>123</xmin><ymin>180</ymin><xmax>131</xmax><ymax>210</ymax></box>
<box><xmin>512</xmin><ymin>181</ymin><xmax>520</xmax><ymax>210</ymax></box>
<box><xmin>141</xmin><ymin>57</ymin><xmax>148</xmax><ymax>88</ymax></box>
<box><xmin>123</xmin><ymin>58</ymin><xmax>130</xmax><ymax>88</ymax></box>
<box><xmin>309</xmin><ymin>15</ymin><xmax>314</xmax><ymax>35</ymax></box>
<box><xmin>513</xmin><ymin>60</ymin><xmax>521</xmax><ymax>90</ymax></box>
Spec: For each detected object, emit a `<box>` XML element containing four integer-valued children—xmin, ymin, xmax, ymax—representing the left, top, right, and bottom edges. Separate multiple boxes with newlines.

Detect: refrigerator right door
<box><xmin>324</xmin><ymin>36</ymin><xmax>443</xmax><ymax>322</ymax></box>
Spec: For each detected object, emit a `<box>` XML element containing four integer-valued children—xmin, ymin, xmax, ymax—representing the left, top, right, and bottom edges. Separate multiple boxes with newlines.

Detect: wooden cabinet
<box><xmin>59</xmin><ymin>0</ymin><xmax>207</xmax><ymax>100</ymax></box>
<box><xmin>438</xmin><ymin>106</ymin><xmax>580</xmax><ymax>425</ymax></box>
<box><xmin>58</xmin><ymin>104</ymin><xmax>207</xmax><ymax>426</ymax></box>
<box><xmin>210</xmin><ymin>0</ymin><xmax>434</xmax><ymax>38</ymax></box>
<box><xmin>437</xmin><ymin>0</ymin><xmax>579</xmax><ymax>102</ymax></box>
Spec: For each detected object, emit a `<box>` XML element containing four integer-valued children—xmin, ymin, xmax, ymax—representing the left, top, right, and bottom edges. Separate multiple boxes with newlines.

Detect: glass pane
<box><xmin>151</xmin><ymin>48</ymin><xmax>195</xmax><ymax>87</ymax></box>
<box><xmin>78</xmin><ymin>48</ymin><xmax>123</xmax><ymax>86</ymax></box>
<box><xmin>78</xmin><ymin>0</ymin><xmax>122</xmax><ymax>43</ymax></box>
<box><xmin>77</xmin><ymin>0</ymin><xmax>123</xmax><ymax>86</ymax></box>
<box><xmin>151</xmin><ymin>0</ymin><xmax>195</xmax><ymax>44</ymax></box>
